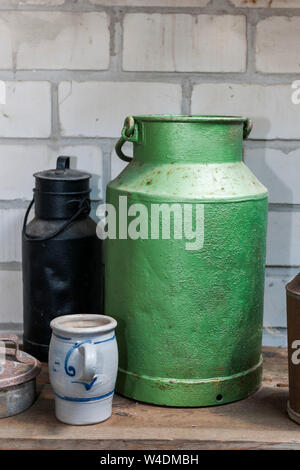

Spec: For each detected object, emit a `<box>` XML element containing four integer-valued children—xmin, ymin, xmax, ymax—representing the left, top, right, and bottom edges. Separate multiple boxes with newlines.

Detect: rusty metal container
<box><xmin>105</xmin><ymin>115</ymin><xmax>268</xmax><ymax>407</ymax></box>
<box><xmin>0</xmin><ymin>335</ymin><xmax>41</xmax><ymax>418</ymax></box>
<box><xmin>286</xmin><ymin>274</ymin><xmax>300</xmax><ymax>423</ymax></box>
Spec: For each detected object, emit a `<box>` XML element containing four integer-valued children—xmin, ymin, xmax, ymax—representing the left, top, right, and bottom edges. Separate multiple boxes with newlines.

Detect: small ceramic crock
<box><xmin>49</xmin><ymin>314</ymin><xmax>118</xmax><ymax>425</ymax></box>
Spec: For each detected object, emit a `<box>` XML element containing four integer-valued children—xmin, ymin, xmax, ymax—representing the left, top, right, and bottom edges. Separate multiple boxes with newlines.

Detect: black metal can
<box><xmin>22</xmin><ymin>156</ymin><xmax>103</xmax><ymax>362</ymax></box>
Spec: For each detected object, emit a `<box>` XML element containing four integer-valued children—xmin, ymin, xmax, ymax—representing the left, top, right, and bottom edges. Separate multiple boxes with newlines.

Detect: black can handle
<box><xmin>56</xmin><ymin>156</ymin><xmax>70</xmax><ymax>170</ymax></box>
<box><xmin>22</xmin><ymin>197</ymin><xmax>90</xmax><ymax>242</ymax></box>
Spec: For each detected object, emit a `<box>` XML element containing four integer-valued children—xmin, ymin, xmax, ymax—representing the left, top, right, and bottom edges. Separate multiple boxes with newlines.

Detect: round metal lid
<box><xmin>0</xmin><ymin>335</ymin><xmax>41</xmax><ymax>389</ymax></box>
<box><xmin>33</xmin><ymin>156</ymin><xmax>90</xmax><ymax>182</ymax></box>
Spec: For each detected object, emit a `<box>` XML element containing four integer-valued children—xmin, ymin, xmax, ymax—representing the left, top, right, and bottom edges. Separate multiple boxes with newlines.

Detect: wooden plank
<box><xmin>0</xmin><ymin>347</ymin><xmax>297</xmax><ymax>450</ymax></box>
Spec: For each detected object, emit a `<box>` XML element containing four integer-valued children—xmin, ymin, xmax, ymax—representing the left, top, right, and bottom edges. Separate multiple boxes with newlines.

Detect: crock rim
<box><xmin>50</xmin><ymin>314</ymin><xmax>117</xmax><ymax>336</ymax></box>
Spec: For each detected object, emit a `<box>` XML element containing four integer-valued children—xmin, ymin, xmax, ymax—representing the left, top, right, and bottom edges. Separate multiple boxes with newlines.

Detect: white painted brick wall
<box><xmin>58</xmin><ymin>81</ymin><xmax>182</xmax><ymax>137</ymax></box>
<box><xmin>111</xmin><ymin>143</ymin><xmax>131</xmax><ymax>180</ymax></box>
<box><xmin>192</xmin><ymin>83</ymin><xmax>300</xmax><ymax>140</ymax></box>
<box><xmin>244</xmin><ymin>148</ymin><xmax>300</xmax><ymax>204</ymax></box>
<box><xmin>0</xmin><ymin>12</ymin><xmax>110</xmax><ymax>71</ymax></box>
<box><xmin>267</xmin><ymin>211</ymin><xmax>300</xmax><ymax>266</ymax></box>
<box><xmin>62</xmin><ymin>146</ymin><xmax>103</xmax><ymax>201</ymax></box>
<box><xmin>0</xmin><ymin>1</ymin><xmax>298</xmax><ymax>345</ymax></box>
<box><xmin>0</xmin><ymin>81</ymin><xmax>51</xmax><ymax>137</ymax></box>
<box><xmin>0</xmin><ymin>208</ymin><xmax>25</xmax><ymax>263</ymax></box>
<box><xmin>123</xmin><ymin>14</ymin><xmax>246</xmax><ymax>72</ymax></box>
<box><xmin>90</xmin><ymin>0</ymin><xmax>210</xmax><ymax>5</ymax></box>
<box><xmin>7</xmin><ymin>0</ymin><xmax>65</xmax><ymax>6</ymax></box>
<box><xmin>230</xmin><ymin>0</ymin><xmax>300</xmax><ymax>7</ymax></box>
<box><xmin>0</xmin><ymin>18</ymin><xmax>13</xmax><ymax>69</ymax></box>
<box><xmin>0</xmin><ymin>145</ymin><xmax>103</xmax><ymax>201</ymax></box>
<box><xmin>256</xmin><ymin>17</ymin><xmax>300</xmax><ymax>73</ymax></box>
<box><xmin>0</xmin><ymin>1</ymin><xmax>64</xmax><ymax>4</ymax></box>
<box><xmin>0</xmin><ymin>270</ymin><xmax>22</xmax><ymax>324</ymax></box>
<box><xmin>264</xmin><ymin>269</ymin><xmax>294</xmax><ymax>329</ymax></box>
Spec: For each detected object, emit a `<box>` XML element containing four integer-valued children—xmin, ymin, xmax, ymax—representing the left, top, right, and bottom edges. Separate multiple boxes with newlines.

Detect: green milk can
<box><xmin>105</xmin><ymin>115</ymin><xmax>268</xmax><ymax>407</ymax></box>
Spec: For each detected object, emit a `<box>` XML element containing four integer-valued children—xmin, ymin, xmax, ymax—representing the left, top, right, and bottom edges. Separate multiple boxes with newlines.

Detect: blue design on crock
<box><xmin>72</xmin><ymin>376</ymin><xmax>98</xmax><ymax>391</ymax></box>
<box><xmin>94</xmin><ymin>334</ymin><xmax>116</xmax><ymax>345</ymax></box>
<box><xmin>54</xmin><ymin>390</ymin><xmax>114</xmax><ymax>402</ymax></box>
<box><xmin>63</xmin><ymin>334</ymin><xmax>116</xmax><ymax>389</ymax></box>
<box><xmin>53</xmin><ymin>332</ymin><xmax>71</xmax><ymax>341</ymax></box>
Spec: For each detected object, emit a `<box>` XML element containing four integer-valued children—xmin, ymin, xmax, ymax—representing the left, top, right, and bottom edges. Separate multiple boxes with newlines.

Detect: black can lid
<box><xmin>34</xmin><ymin>156</ymin><xmax>90</xmax><ymax>181</ymax></box>
<box><xmin>33</xmin><ymin>156</ymin><xmax>91</xmax><ymax>194</ymax></box>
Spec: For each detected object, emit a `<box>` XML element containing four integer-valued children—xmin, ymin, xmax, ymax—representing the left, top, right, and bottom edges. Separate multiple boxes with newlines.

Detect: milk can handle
<box><xmin>115</xmin><ymin>117</ymin><xmax>252</xmax><ymax>159</ymax></box>
<box><xmin>243</xmin><ymin>118</ymin><xmax>253</xmax><ymax>140</ymax></box>
<box><xmin>115</xmin><ymin>116</ymin><xmax>138</xmax><ymax>162</ymax></box>
<box><xmin>22</xmin><ymin>197</ymin><xmax>90</xmax><ymax>242</ymax></box>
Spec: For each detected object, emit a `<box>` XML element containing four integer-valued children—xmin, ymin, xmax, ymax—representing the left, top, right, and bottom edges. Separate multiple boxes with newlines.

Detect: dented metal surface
<box><xmin>0</xmin><ymin>335</ymin><xmax>41</xmax><ymax>418</ymax></box>
<box><xmin>106</xmin><ymin>115</ymin><xmax>268</xmax><ymax>407</ymax></box>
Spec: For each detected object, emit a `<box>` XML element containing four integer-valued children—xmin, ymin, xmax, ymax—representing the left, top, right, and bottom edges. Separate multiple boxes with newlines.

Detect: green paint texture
<box><xmin>106</xmin><ymin>116</ymin><xmax>268</xmax><ymax>407</ymax></box>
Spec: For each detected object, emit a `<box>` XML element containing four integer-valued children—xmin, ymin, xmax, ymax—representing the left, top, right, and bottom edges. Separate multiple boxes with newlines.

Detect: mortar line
<box><xmin>0</xmin><ymin>71</ymin><xmax>299</xmax><ymax>84</ymax></box>
<box><xmin>51</xmin><ymin>82</ymin><xmax>59</xmax><ymax>140</ymax></box>
<box><xmin>181</xmin><ymin>78</ymin><xmax>192</xmax><ymax>115</ymax></box>
<box><xmin>0</xmin><ymin>262</ymin><xmax>22</xmax><ymax>271</ymax></box>
<box><xmin>0</xmin><ymin>137</ymin><xmax>299</xmax><ymax>145</ymax></box>
<box><xmin>0</xmin><ymin>1</ymin><xmax>299</xmax><ymax>16</ymax></box>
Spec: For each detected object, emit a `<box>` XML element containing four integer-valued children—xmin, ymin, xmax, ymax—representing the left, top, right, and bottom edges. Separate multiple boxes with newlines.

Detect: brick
<box><xmin>267</xmin><ymin>210</ymin><xmax>300</xmax><ymax>266</ymax></box>
<box><xmin>59</xmin><ymin>81</ymin><xmax>182</xmax><ymax>138</ymax></box>
<box><xmin>90</xmin><ymin>0</ymin><xmax>209</xmax><ymax>6</ymax></box>
<box><xmin>0</xmin><ymin>17</ymin><xmax>13</xmax><ymax>69</ymax></box>
<box><xmin>111</xmin><ymin>142</ymin><xmax>131</xmax><ymax>180</ymax></box>
<box><xmin>0</xmin><ymin>1</ymin><xmax>64</xmax><ymax>4</ymax></box>
<box><xmin>0</xmin><ymin>144</ymin><xmax>103</xmax><ymax>201</ymax></box>
<box><xmin>263</xmin><ymin>269</ymin><xmax>295</xmax><ymax>328</ymax></box>
<box><xmin>62</xmin><ymin>146</ymin><xmax>103</xmax><ymax>201</ymax></box>
<box><xmin>0</xmin><ymin>12</ymin><xmax>109</xmax><ymax>71</ymax></box>
<box><xmin>7</xmin><ymin>0</ymin><xmax>65</xmax><ymax>6</ymax></box>
<box><xmin>0</xmin><ymin>81</ymin><xmax>51</xmax><ymax>137</ymax></box>
<box><xmin>230</xmin><ymin>0</ymin><xmax>299</xmax><ymax>7</ymax></box>
<box><xmin>18</xmin><ymin>13</ymin><xmax>109</xmax><ymax>70</ymax></box>
<box><xmin>192</xmin><ymin>83</ymin><xmax>300</xmax><ymax>140</ymax></box>
<box><xmin>123</xmin><ymin>14</ymin><xmax>246</xmax><ymax>72</ymax></box>
<box><xmin>0</xmin><ymin>208</ymin><xmax>25</xmax><ymax>263</ymax></box>
<box><xmin>256</xmin><ymin>17</ymin><xmax>300</xmax><ymax>73</ymax></box>
<box><xmin>0</xmin><ymin>270</ymin><xmax>22</xmax><ymax>324</ymax></box>
<box><xmin>244</xmin><ymin>148</ymin><xmax>300</xmax><ymax>204</ymax></box>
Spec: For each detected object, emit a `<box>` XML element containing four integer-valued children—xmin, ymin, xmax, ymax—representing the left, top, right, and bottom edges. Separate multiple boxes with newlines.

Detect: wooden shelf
<box><xmin>0</xmin><ymin>347</ymin><xmax>298</xmax><ymax>450</ymax></box>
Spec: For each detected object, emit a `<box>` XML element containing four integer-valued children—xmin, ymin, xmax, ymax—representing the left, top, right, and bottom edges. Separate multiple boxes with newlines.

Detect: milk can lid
<box><xmin>0</xmin><ymin>335</ymin><xmax>41</xmax><ymax>390</ymax></box>
<box><xmin>34</xmin><ymin>156</ymin><xmax>90</xmax><ymax>182</ymax></box>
